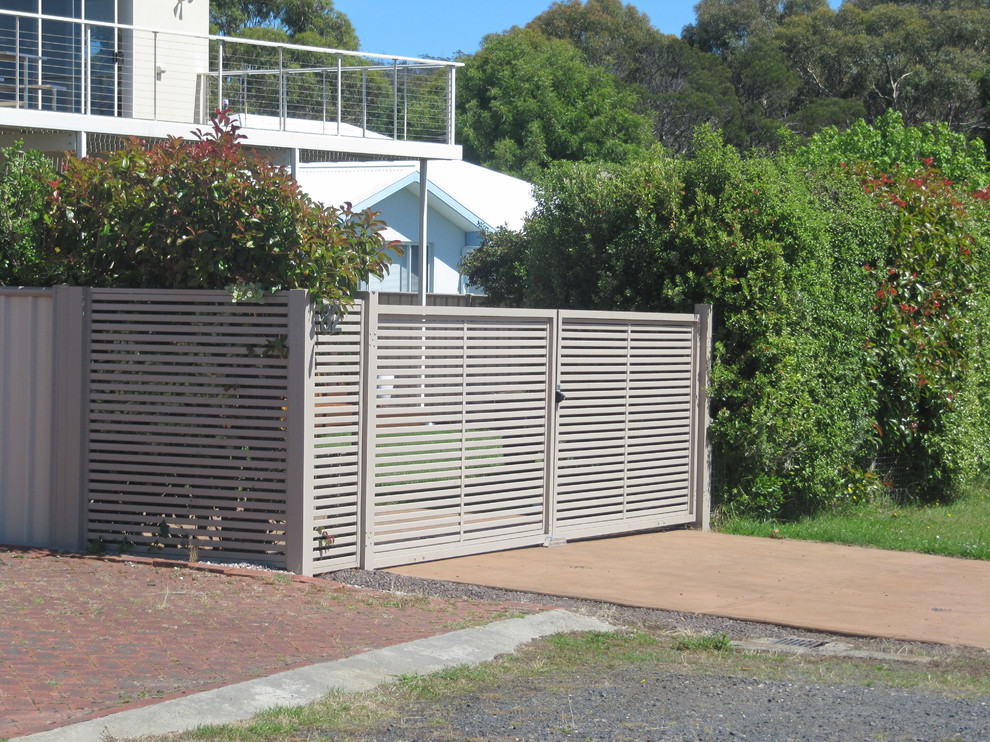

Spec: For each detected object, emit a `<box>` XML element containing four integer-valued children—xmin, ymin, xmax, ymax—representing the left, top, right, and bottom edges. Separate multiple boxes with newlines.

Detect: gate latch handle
<box><xmin>555</xmin><ymin>385</ymin><xmax>566</xmax><ymax>405</ymax></box>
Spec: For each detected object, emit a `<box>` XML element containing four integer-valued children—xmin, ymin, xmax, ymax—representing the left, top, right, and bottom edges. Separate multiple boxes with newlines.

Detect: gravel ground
<box><xmin>328</xmin><ymin>569</ymin><xmax>990</xmax><ymax>742</ymax></box>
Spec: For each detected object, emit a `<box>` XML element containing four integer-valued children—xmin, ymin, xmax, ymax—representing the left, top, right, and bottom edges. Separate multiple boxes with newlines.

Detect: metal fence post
<box><xmin>692</xmin><ymin>304</ymin><xmax>714</xmax><ymax>531</ymax></box>
<box><xmin>544</xmin><ymin>311</ymin><xmax>562</xmax><ymax>544</ymax></box>
<box><xmin>286</xmin><ymin>289</ymin><xmax>317</xmax><ymax>575</ymax></box>
<box><xmin>51</xmin><ymin>286</ymin><xmax>90</xmax><ymax>551</ymax></box>
<box><xmin>357</xmin><ymin>292</ymin><xmax>380</xmax><ymax>569</ymax></box>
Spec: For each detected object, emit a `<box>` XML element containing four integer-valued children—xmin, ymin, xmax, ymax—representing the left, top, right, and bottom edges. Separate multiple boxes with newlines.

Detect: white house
<box><xmin>296</xmin><ymin>160</ymin><xmax>535</xmax><ymax>295</ymax></box>
<box><xmin>0</xmin><ymin>1</ymin><xmax>460</xmax><ymax>167</ymax></box>
<box><xmin>0</xmin><ymin>1</ymin><xmax>495</xmax><ymax>301</ymax></box>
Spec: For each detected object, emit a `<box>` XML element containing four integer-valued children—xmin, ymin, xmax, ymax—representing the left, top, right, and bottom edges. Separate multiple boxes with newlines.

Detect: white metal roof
<box><xmin>296</xmin><ymin>160</ymin><xmax>535</xmax><ymax>232</ymax></box>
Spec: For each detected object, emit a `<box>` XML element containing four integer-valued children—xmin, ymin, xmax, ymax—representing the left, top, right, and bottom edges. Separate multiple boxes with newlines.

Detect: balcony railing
<box><xmin>0</xmin><ymin>9</ymin><xmax>459</xmax><ymax>146</ymax></box>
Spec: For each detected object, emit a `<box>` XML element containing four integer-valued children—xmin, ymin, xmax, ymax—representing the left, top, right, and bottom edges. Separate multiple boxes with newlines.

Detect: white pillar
<box><xmin>418</xmin><ymin>158</ymin><xmax>429</xmax><ymax>306</ymax></box>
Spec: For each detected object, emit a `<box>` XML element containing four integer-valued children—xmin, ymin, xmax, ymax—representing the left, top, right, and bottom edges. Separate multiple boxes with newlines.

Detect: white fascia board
<box><xmin>352</xmin><ymin>171</ymin><xmax>420</xmax><ymax>212</ymax></box>
<box><xmin>423</xmin><ymin>180</ymin><xmax>491</xmax><ymax>232</ymax></box>
<box><xmin>0</xmin><ymin>110</ymin><xmax>462</xmax><ymax>161</ymax></box>
<box><xmin>357</xmin><ymin>175</ymin><xmax>490</xmax><ymax>234</ymax></box>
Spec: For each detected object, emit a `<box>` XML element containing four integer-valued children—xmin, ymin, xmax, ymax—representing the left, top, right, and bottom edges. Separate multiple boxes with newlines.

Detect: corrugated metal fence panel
<box><xmin>0</xmin><ymin>290</ymin><xmax>55</xmax><ymax>547</ymax></box>
<box><xmin>309</xmin><ymin>301</ymin><xmax>364</xmax><ymax>572</ymax></box>
<box><xmin>553</xmin><ymin>312</ymin><xmax>698</xmax><ymax>539</ymax></box>
<box><xmin>85</xmin><ymin>290</ymin><xmax>293</xmax><ymax>566</ymax></box>
<box><xmin>366</xmin><ymin>307</ymin><xmax>555</xmax><ymax>568</ymax></box>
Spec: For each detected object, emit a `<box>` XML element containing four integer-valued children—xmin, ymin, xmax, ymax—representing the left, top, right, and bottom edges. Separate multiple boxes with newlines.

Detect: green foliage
<box><xmin>41</xmin><ymin>112</ymin><xmax>393</xmax><ymax>307</ymax></box>
<box><xmin>458</xmin><ymin>0</ymin><xmax>990</xmax><ymax>162</ymax></box>
<box><xmin>210</xmin><ymin>0</ymin><xmax>358</xmax><ymax>49</ymax></box>
<box><xmin>466</xmin><ymin>114</ymin><xmax>990</xmax><ymax>516</ymax></box>
<box><xmin>466</xmin><ymin>132</ymin><xmax>889</xmax><ymax>516</ymax></box>
<box><xmin>459</xmin><ymin>227</ymin><xmax>528</xmax><ymax>307</ymax></box>
<box><xmin>799</xmin><ymin>110</ymin><xmax>990</xmax><ymax>188</ymax></box>
<box><xmin>456</xmin><ymin>28</ymin><xmax>655</xmax><ymax>179</ymax></box>
<box><xmin>529</xmin><ymin>1</ymin><xmax>743</xmax><ymax>154</ymax></box>
<box><xmin>0</xmin><ymin>144</ymin><xmax>56</xmax><ymax>286</ymax></box>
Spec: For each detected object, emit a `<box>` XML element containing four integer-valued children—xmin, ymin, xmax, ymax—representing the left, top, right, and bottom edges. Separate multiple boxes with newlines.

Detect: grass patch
<box><xmin>673</xmin><ymin>632</ymin><xmax>732</xmax><ymax>652</ymax></box>
<box><xmin>719</xmin><ymin>484</ymin><xmax>990</xmax><ymax>559</ymax></box>
<box><xmin>136</xmin><ymin>630</ymin><xmax>990</xmax><ymax>742</ymax></box>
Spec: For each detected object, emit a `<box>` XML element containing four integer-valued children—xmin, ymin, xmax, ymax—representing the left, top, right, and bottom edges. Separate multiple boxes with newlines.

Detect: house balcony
<box><xmin>0</xmin><ymin>7</ymin><xmax>462</xmax><ymax>164</ymax></box>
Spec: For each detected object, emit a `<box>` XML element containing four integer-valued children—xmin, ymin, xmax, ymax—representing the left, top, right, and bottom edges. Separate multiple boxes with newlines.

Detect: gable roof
<box><xmin>295</xmin><ymin>160</ymin><xmax>535</xmax><ymax>233</ymax></box>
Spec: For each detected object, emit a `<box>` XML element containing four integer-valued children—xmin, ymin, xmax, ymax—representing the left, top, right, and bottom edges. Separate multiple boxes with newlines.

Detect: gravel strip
<box><xmin>369</xmin><ymin>670</ymin><xmax>990</xmax><ymax>742</ymax></box>
<box><xmin>327</xmin><ymin>569</ymin><xmax>990</xmax><ymax>742</ymax></box>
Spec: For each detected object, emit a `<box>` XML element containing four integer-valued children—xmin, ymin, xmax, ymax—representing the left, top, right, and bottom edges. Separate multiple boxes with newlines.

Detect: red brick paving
<box><xmin>0</xmin><ymin>546</ymin><xmax>544</xmax><ymax>739</ymax></box>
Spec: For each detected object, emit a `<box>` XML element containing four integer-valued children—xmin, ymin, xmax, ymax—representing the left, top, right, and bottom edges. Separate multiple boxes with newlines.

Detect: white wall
<box><xmin>119</xmin><ymin>0</ymin><xmax>210</xmax><ymax>122</ymax></box>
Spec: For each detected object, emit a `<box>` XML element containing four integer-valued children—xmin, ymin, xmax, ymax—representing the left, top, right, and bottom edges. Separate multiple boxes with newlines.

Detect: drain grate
<box><xmin>772</xmin><ymin>637</ymin><xmax>830</xmax><ymax>649</ymax></box>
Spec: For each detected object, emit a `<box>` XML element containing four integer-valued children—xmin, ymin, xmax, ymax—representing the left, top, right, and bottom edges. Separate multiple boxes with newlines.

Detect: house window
<box><xmin>0</xmin><ymin>0</ymin><xmax>118</xmax><ymax>114</ymax></box>
<box><xmin>363</xmin><ymin>243</ymin><xmax>434</xmax><ymax>293</ymax></box>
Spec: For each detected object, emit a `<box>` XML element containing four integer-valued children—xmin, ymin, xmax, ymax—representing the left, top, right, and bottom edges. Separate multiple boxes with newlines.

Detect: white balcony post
<box><xmin>279</xmin><ymin>47</ymin><xmax>286</xmax><ymax>129</ymax></box>
<box><xmin>448</xmin><ymin>66</ymin><xmax>456</xmax><ymax>145</ymax></box>
<box><xmin>336</xmin><ymin>54</ymin><xmax>342</xmax><ymax>135</ymax></box>
<box><xmin>392</xmin><ymin>60</ymin><xmax>398</xmax><ymax>140</ymax></box>
<box><xmin>217</xmin><ymin>38</ymin><xmax>224</xmax><ymax>111</ymax></box>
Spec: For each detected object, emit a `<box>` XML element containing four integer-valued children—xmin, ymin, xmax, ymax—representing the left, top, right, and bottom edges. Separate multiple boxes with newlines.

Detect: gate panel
<box><xmin>309</xmin><ymin>302</ymin><xmax>364</xmax><ymax>572</ymax></box>
<box><xmin>553</xmin><ymin>313</ymin><xmax>698</xmax><ymax>539</ymax></box>
<box><xmin>85</xmin><ymin>290</ymin><xmax>293</xmax><ymax>565</ymax></box>
<box><xmin>366</xmin><ymin>307</ymin><xmax>554</xmax><ymax>567</ymax></box>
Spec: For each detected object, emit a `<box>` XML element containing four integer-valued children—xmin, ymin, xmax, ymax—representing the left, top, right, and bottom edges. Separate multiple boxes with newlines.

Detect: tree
<box><xmin>683</xmin><ymin>0</ymin><xmax>787</xmax><ymax>56</ymax></box>
<box><xmin>528</xmin><ymin>0</ymin><xmax>663</xmax><ymax>81</ymax></box>
<box><xmin>798</xmin><ymin>109</ymin><xmax>990</xmax><ymax>189</ymax></box>
<box><xmin>456</xmin><ymin>28</ymin><xmax>655</xmax><ymax>179</ymax></box>
<box><xmin>633</xmin><ymin>35</ymin><xmax>743</xmax><ymax>152</ymax></box>
<box><xmin>210</xmin><ymin>0</ymin><xmax>358</xmax><ymax>49</ymax></box>
<box><xmin>41</xmin><ymin>113</ymin><xmax>392</xmax><ymax>308</ymax></box>
<box><xmin>529</xmin><ymin>1</ymin><xmax>742</xmax><ymax>153</ymax></box>
<box><xmin>775</xmin><ymin>0</ymin><xmax>990</xmax><ymax>138</ymax></box>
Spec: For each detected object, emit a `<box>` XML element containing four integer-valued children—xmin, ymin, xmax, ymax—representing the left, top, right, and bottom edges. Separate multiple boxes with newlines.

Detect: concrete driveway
<box><xmin>391</xmin><ymin>530</ymin><xmax>990</xmax><ymax>649</ymax></box>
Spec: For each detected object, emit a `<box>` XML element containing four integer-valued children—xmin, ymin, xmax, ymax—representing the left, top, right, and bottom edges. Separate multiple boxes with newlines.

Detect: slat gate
<box><xmin>552</xmin><ymin>312</ymin><xmax>700</xmax><ymax>540</ymax></box>
<box><xmin>71</xmin><ymin>290</ymin><xmax>708</xmax><ymax>573</ymax></box>
<box><xmin>362</xmin><ymin>304</ymin><xmax>557</xmax><ymax>568</ymax></box>
<box><xmin>309</xmin><ymin>301</ymin><xmax>363</xmax><ymax>572</ymax></box>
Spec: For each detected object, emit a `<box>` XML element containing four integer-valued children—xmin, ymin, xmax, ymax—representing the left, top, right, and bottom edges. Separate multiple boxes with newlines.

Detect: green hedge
<box><xmin>463</xmin><ymin>123</ymin><xmax>990</xmax><ymax>516</ymax></box>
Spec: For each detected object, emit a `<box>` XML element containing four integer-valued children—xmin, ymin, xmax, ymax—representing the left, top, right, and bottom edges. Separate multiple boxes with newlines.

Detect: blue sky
<box><xmin>333</xmin><ymin>1</ymin><xmax>704</xmax><ymax>59</ymax></box>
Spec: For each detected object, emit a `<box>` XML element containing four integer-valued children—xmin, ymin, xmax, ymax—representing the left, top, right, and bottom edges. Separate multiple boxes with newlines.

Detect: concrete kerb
<box><xmin>11</xmin><ymin>610</ymin><xmax>615</xmax><ymax>742</ymax></box>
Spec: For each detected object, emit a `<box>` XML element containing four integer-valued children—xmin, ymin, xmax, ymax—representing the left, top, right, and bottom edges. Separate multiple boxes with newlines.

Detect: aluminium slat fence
<box><xmin>0</xmin><ymin>287</ymin><xmax>711</xmax><ymax>574</ymax></box>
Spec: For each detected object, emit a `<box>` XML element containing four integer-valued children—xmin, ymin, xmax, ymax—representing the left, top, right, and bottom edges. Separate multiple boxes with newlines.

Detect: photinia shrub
<box><xmin>859</xmin><ymin>161</ymin><xmax>990</xmax><ymax>499</ymax></box>
<box><xmin>42</xmin><ymin>111</ymin><xmax>393</xmax><ymax>308</ymax></box>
